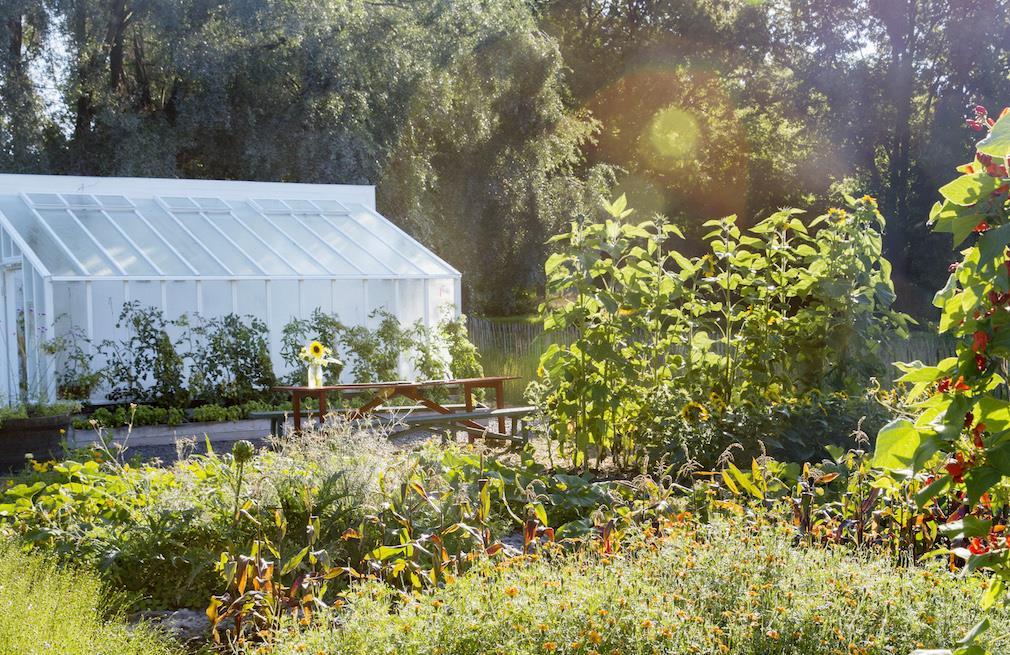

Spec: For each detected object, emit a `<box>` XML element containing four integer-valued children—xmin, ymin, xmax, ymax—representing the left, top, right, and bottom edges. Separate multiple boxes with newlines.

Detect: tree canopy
<box><xmin>2</xmin><ymin>0</ymin><xmax>1009</xmax><ymax>315</ymax></box>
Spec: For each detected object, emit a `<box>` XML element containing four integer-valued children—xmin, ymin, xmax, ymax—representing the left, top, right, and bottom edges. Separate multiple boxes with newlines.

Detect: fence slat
<box><xmin>468</xmin><ymin>318</ymin><xmax>957</xmax><ymax>397</ymax></box>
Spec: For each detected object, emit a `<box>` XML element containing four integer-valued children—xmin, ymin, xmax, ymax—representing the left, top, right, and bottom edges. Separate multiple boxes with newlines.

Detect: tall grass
<box><xmin>0</xmin><ymin>543</ymin><xmax>178</xmax><ymax>655</ymax></box>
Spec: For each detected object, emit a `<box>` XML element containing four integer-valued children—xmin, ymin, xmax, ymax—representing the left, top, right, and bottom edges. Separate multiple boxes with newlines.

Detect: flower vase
<box><xmin>307</xmin><ymin>363</ymin><xmax>324</xmax><ymax>389</ymax></box>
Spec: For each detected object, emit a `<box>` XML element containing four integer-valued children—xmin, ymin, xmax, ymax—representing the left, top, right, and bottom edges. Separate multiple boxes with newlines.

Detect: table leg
<box><xmin>495</xmin><ymin>380</ymin><xmax>506</xmax><ymax>434</ymax></box>
<box><xmin>348</xmin><ymin>388</ymin><xmax>396</xmax><ymax>421</ymax></box>
<box><xmin>292</xmin><ymin>392</ymin><xmax>302</xmax><ymax>435</ymax></box>
<box><xmin>318</xmin><ymin>390</ymin><xmax>328</xmax><ymax>427</ymax></box>
<box><xmin>464</xmin><ymin>383</ymin><xmax>475</xmax><ymax>444</ymax></box>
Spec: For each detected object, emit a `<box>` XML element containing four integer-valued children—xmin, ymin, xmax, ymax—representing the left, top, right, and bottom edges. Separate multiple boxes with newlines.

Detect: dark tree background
<box><xmin>1</xmin><ymin>0</ymin><xmax>1009</xmax><ymax>316</ymax></box>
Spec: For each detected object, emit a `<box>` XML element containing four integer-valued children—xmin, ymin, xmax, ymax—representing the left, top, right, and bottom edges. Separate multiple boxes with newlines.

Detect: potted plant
<box><xmin>0</xmin><ymin>400</ymin><xmax>80</xmax><ymax>470</ymax></box>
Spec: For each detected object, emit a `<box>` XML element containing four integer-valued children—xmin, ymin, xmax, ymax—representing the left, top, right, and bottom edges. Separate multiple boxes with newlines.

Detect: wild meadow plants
<box><xmin>254</xmin><ymin>518</ymin><xmax>1009</xmax><ymax>655</ymax></box>
<box><xmin>0</xmin><ymin>542</ymin><xmax>178</xmax><ymax>655</ymax></box>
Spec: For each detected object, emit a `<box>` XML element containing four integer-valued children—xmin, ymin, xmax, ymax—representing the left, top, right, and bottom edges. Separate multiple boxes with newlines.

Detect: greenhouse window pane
<box><xmin>72</xmin><ymin>209</ymin><xmax>158</xmax><ymax>275</ymax></box>
<box><xmin>94</xmin><ymin>195</ymin><xmax>134</xmax><ymax>209</ymax></box>
<box><xmin>230</xmin><ymin>205</ymin><xmax>349</xmax><ymax>275</ymax></box>
<box><xmin>302</xmin><ymin>214</ymin><xmax>391</xmax><ymax>274</ymax></box>
<box><xmin>0</xmin><ymin>198</ymin><xmax>81</xmax><ymax>275</ymax></box>
<box><xmin>194</xmin><ymin>197</ymin><xmax>230</xmax><ymax>212</ymax></box>
<box><xmin>36</xmin><ymin>209</ymin><xmax>117</xmax><ymax>275</ymax></box>
<box><xmin>171</xmin><ymin>212</ymin><xmax>263</xmax><ymax>275</ymax></box>
<box><xmin>62</xmin><ymin>194</ymin><xmax>100</xmax><ymax>208</ymax></box>
<box><xmin>105</xmin><ymin>210</ymin><xmax>198</xmax><ymax>276</ymax></box>
<box><xmin>312</xmin><ymin>199</ymin><xmax>348</xmax><ymax>213</ymax></box>
<box><xmin>329</xmin><ymin>213</ymin><xmax>417</xmax><ymax>275</ymax></box>
<box><xmin>204</xmin><ymin>214</ymin><xmax>296</xmax><ymax>274</ymax></box>
<box><xmin>349</xmin><ymin>209</ymin><xmax>450</xmax><ymax>275</ymax></box>
<box><xmin>132</xmin><ymin>200</ymin><xmax>230</xmax><ymax>276</ymax></box>
<box><xmin>250</xmin><ymin>198</ymin><xmax>288</xmax><ymax>213</ymax></box>
<box><xmin>26</xmin><ymin>193</ymin><xmax>64</xmax><ymax>208</ymax></box>
<box><xmin>161</xmin><ymin>196</ymin><xmax>200</xmax><ymax>212</ymax></box>
<box><xmin>284</xmin><ymin>199</ymin><xmax>318</xmax><ymax>212</ymax></box>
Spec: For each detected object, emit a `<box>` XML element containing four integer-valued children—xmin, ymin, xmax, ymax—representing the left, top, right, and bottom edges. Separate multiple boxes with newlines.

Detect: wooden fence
<box><xmin>467</xmin><ymin>317</ymin><xmax>957</xmax><ymax>397</ymax></box>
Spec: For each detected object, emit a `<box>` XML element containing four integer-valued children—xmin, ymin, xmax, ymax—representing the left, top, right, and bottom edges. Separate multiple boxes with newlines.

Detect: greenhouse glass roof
<box><xmin>0</xmin><ymin>175</ymin><xmax>457</xmax><ymax>280</ymax></box>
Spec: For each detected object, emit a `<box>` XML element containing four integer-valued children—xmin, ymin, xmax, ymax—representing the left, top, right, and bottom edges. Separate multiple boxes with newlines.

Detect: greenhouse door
<box><xmin>1</xmin><ymin>265</ymin><xmax>25</xmax><ymax>405</ymax></box>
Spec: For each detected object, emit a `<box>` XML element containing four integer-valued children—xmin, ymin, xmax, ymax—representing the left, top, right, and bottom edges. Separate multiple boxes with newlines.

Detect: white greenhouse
<box><xmin>0</xmin><ymin>174</ymin><xmax>460</xmax><ymax>404</ymax></box>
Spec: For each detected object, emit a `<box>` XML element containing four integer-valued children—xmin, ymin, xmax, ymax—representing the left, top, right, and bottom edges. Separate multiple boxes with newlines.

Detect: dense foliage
<box><xmin>4</xmin><ymin>1</ymin><xmax>1008</xmax><ymax>312</ymax></box>
<box><xmin>870</xmin><ymin>107</ymin><xmax>1010</xmax><ymax>654</ymax></box>
<box><xmin>533</xmin><ymin>195</ymin><xmax>908</xmax><ymax>469</ymax></box>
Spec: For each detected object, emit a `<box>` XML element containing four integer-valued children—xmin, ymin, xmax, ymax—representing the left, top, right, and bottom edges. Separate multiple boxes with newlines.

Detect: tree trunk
<box><xmin>107</xmin><ymin>0</ymin><xmax>128</xmax><ymax>91</ymax></box>
<box><xmin>5</xmin><ymin>16</ymin><xmax>22</xmax><ymax>74</ymax></box>
<box><xmin>870</xmin><ymin>0</ymin><xmax>918</xmax><ymax>283</ymax></box>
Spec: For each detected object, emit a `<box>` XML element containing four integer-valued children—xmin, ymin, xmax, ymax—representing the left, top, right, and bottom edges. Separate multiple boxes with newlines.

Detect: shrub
<box><xmin>872</xmin><ymin>105</ymin><xmax>1010</xmax><ymax>649</ymax></box>
<box><xmin>259</xmin><ymin>519</ymin><xmax>1009</xmax><ymax>655</ymax></box>
<box><xmin>0</xmin><ymin>542</ymin><xmax>178</xmax><ymax>654</ymax></box>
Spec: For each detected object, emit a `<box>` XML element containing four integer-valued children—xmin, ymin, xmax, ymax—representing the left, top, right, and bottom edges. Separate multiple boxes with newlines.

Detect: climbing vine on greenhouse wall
<box><xmin>873</xmin><ymin>106</ymin><xmax>1010</xmax><ymax>655</ymax></box>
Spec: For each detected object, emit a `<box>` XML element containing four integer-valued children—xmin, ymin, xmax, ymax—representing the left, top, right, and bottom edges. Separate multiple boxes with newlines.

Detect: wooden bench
<box><xmin>249</xmin><ymin>404</ymin><xmax>477</xmax><ymax>437</ymax></box>
<box><xmin>397</xmin><ymin>406</ymin><xmax>536</xmax><ymax>444</ymax></box>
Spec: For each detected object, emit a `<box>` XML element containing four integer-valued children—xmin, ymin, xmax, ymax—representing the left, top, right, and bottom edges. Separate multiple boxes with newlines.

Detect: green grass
<box><xmin>0</xmin><ymin>542</ymin><xmax>178</xmax><ymax>655</ymax></box>
<box><xmin>262</xmin><ymin>519</ymin><xmax>1007</xmax><ymax>655</ymax></box>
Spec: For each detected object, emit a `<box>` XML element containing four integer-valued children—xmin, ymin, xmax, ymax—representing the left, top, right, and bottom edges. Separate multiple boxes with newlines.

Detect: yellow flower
<box><xmin>680</xmin><ymin>402</ymin><xmax>709</xmax><ymax>423</ymax></box>
<box><xmin>827</xmin><ymin>207</ymin><xmax>848</xmax><ymax>224</ymax></box>
<box><xmin>504</xmin><ymin>586</ymin><xmax>519</xmax><ymax>598</ymax></box>
<box><xmin>766</xmin><ymin>630</ymin><xmax>780</xmax><ymax>640</ymax></box>
<box><xmin>309</xmin><ymin>341</ymin><xmax>325</xmax><ymax>357</ymax></box>
<box><xmin>543</xmin><ymin>642</ymin><xmax>557</xmax><ymax>652</ymax></box>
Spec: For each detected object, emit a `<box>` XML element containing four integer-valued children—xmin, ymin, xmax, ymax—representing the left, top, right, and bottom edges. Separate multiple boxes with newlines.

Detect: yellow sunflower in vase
<box><xmin>298</xmin><ymin>340</ymin><xmax>342</xmax><ymax>388</ymax></box>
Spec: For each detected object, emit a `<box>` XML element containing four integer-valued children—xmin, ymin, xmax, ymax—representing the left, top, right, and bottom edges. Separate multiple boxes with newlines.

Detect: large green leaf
<box><xmin>872</xmin><ymin>419</ymin><xmax>937</xmax><ymax>472</ymax></box>
<box><xmin>977</xmin><ymin>113</ymin><xmax>1010</xmax><ymax>159</ymax></box>
<box><xmin>938</xmin><ymin>173</ymin><xmax>999</xmax><ymax>206</ymax></box>
<box><xmin>938</xmin><ymin>515</ymin><xmax>992</xmax><ymax>539</ymax></box>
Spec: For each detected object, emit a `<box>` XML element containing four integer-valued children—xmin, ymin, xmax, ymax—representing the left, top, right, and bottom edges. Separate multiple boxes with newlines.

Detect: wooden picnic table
<box><xmin>272</xmin><ymin>375</ymin><xmax>519</xmax><ymax>436</ymax></box>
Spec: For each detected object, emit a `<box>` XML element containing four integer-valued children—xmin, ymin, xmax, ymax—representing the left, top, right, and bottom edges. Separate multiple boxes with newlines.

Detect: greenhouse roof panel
<box><xmin>0</xmin><ymin>174</ymin><xmax>458</xmax><ymax>279</ymax></box>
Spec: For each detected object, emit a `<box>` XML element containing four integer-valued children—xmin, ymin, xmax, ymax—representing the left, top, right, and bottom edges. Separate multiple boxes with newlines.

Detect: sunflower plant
<box><xmin>535</xmin><ymin>191</ymin><xmax>907</xmax><ymax>470</ymax></box>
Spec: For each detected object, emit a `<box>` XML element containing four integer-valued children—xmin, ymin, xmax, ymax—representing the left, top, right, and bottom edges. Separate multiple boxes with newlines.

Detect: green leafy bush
<box><xmin>260</xmin><ymin>519</ymin><xmax>1008</xmax><ymax>655</ymax></box>
<box><xmin>0</xmin><ymin>424</ymin><xmax>401</xmax><ymax>609</ymax></box>
<box><xmin>535</xmin><ymin>195</ymin><xmax>909</xmax><ymax>469</ymax></box>
<box><xmin>185</xmin><ymin>313</ymin><xmax>277</xmax><ymax>405</ymax></box>
<box><xmin>99</xmin><ymin>302</ymin><xmax>189</xmax><ymax>408</ymax></box>
<box><xmin>97</xmin><ymin>303</ymin><xmax>276</xmax><ymax>408</ymax></box>
<box><xmin>870</xmin><ymin>105</ymin><xmax>1010</xmax><ymax>651</ymax></box>
<box><xmin>0</xmin><ymin>542</ymin><xmax>179</xmax><ymax>654</ymax></box>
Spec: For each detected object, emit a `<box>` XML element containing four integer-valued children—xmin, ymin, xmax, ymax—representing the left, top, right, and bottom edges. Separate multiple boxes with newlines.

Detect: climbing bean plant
<box><xmin>873</xmin><ymin>106</ymin><xmax>1010</xmax><ymax>655</ymax></box>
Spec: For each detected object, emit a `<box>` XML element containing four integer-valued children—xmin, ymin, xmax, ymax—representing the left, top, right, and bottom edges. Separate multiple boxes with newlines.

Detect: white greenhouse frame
<box><xmin>0</xmin><ymin>174</ymin><xmax>461</xmax><ymax>405</ymax></box>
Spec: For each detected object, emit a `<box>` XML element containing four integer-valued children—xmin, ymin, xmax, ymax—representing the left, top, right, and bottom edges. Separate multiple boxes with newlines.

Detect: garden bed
<box><xmin>69</xmin><ymin>418</ymin><xmax>273</xmax><ymax>448</ymax></box>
